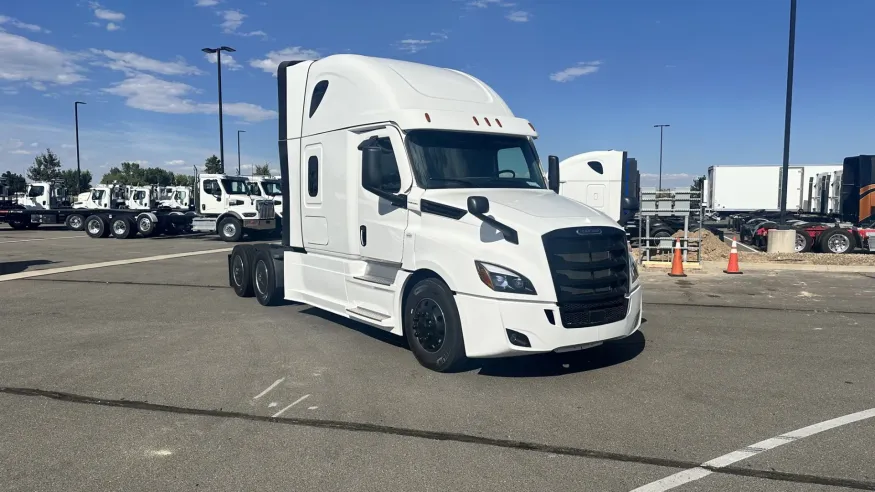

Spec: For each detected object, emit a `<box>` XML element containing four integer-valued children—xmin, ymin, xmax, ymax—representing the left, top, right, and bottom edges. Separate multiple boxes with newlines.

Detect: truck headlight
<box><xmin>475</xmin><ymin>261</ymin><xmax>536</xmax><ymax>295</ymax></box>
<box><xmin>628</xmin><ymin>242</ymin><xmax>640</xmax><ymax>285</ymax></box>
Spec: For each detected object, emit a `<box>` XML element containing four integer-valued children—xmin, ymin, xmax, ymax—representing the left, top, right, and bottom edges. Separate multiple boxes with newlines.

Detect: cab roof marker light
<box><xmin>424</xmin><ymin>113</ymin><xmax>431</xmax><ymax>122</ymax></box>
<box><xmin>528</xmin><ymin>122</ymin><xmax>536</xmax><ymax>131</ymax></box>
<box><xmin>495</xmin><ymin>119</ymin><xmax>502</xmax><ymax>128</ymax></box>
<box><xmin>473</xmin><ymin>116</ymin><xmax>480</xmax><ymax>126</ymax></box>
<box><xmin>484</xmin><ymin>117</ymin><xmax>492</xmax><ymax>127</ymax></box>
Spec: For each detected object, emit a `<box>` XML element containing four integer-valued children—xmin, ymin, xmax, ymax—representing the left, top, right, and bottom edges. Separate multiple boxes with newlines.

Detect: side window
<box><xmin>204</xmin><ymin>179</ymin><xmax>220</xmax><ymax>194</ymax></box>
<box><xmin>307</xmin><ymin>156</ymin><xmax>319</xmax><ymax>197</ymax></box>
<box><xmin>309</xmin><ymin>80</ymin><xmax>329</xmax><ymax>118</ymax></box>
<box><xmin>496</xmin><ymin>147</ymin><xmax>531</xmax><ymax>179</ymax></box>
<box><xmin>361</xmin><ymin>137</ymin><xmax>401</xmax><ymax>193</ymax></box>
<box><xmin>587</xmin><ymin>161</ymin><xmax>604</xmax><ymax>174</ymax></box>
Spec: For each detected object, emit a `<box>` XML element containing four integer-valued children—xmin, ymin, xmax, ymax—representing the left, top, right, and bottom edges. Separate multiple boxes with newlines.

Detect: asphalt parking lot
<box><xmin>2</xmin><ymin>227</ymin><xmax>874</xmax><ymax>491</ymax></box>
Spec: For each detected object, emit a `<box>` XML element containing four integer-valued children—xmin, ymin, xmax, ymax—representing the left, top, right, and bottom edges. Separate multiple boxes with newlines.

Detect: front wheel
<box><xmin>218</xmin><ymin>217</ymin><xmax>243</xmax><ymax>242</ymax></box>
<box><xmin>403</xmin><ymin>277</ymin><xmax>466</xmax><ymax>373</ymax></box>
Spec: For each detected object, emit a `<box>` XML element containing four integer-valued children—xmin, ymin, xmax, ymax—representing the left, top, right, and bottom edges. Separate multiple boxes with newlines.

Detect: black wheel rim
<box><xmin>411</xmin><ymin>298</ymin><xmax>446</xmax><ymax>353</ymax></box>
<box><xmin>232</xmin><ymin>255</ymin><xmax>245</xmax><ymax>287</ymax></box>
<box><xmin>254</xmin><ymin>260</ymin><xmax>268</xmax><ymax>296</ymax></box>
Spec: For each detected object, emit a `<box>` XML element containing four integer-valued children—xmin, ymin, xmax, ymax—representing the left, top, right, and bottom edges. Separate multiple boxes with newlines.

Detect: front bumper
<box><xmin>455</xmin><ymin>285</ymin><xmax>643</xmax><ymax>358</ymax></box>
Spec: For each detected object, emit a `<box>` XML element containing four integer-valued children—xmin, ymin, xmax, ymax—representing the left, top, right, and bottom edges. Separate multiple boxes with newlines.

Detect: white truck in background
<box><xmin>227</xmin><ymin>54</ymin><xmax>643</xmax><ymax>373</ymax></box>
<box><xmin>555</xmin><ymin>150</ymin><xmax>640</xmax><ymax>225</ymax></box>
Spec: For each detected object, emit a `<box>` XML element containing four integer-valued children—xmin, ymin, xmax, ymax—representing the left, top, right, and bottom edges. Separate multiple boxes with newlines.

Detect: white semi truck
<box><xmin>556</xmin><ymin>150</ymin><xmax>639</xmax><ymax>225</ymax></box>
<box><xmin>227</xmin><ymin>54</ymin><xmax>642</xmax><ymax>372</ymax></box>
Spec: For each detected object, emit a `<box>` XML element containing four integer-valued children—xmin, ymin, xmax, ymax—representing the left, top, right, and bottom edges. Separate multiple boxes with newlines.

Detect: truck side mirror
<box><xmin>362</xmin><ymin>146</ymin><xmax>383</xmax><ymax>191</ymax></box>
<box><xmin>467</xmin><ymin>196</ymin><xmax>490</xmax><ymax>215</ymax></box>
<box><xmin>548</xmin><ymin>155</ymin><xmax>560</xmax><ymax>193</ymax></box>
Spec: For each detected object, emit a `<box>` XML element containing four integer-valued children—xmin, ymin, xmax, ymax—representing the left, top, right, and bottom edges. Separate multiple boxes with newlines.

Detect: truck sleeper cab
<box><xmin>228</xmin><ymin>54</ymin><xmax>642</xmax><ymax>372</ymax></box>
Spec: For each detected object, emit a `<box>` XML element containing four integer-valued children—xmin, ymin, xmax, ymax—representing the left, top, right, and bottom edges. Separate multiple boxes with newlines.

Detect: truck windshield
<box><xmin>261</xmin><ymin>181</ymin><xmax>281</xmax><ymax>196</ymax></box>
<box><xmin>221</xmin><ymin>178</ymin><xmax>249</xmax><ymax>195</ymax></box>
<box><xmin>406</xmin><ymin>130</ymin><xmax>546</xmax><ymax>190</ymax></box>
<box><xmin>247</xmin><ymin>182</ymin><xmax>262</xmax><ymax>196</ymax></box>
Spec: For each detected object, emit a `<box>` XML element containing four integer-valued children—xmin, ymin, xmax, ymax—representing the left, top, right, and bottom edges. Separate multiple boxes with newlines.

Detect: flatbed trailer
<box><xmin>0</xmin><ymin>206</ymin><xmax>194</xmax><ymax>238</ymax></box>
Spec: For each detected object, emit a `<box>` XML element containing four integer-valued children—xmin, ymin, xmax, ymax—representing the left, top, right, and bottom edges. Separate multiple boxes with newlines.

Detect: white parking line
<box><xmin>0</xmin><ymin>248</ymin><xmax>232</xmax><ymax>282</ymax></box>
<box><xmin>272</xmin><ymin>394</ymin><xmax>310</xmax><ymax>418</ymax></box>
<box><xmin>0</xmin><ymin>235</ymin><xmax>84</xmax><ymax>244</ymax></box>
<box><xmin>629</xmin><ymin>407</ymin><xmax>875</xmax><ymax>491</ymax></box>
<box><xmin>252</xmin><ymin>378</ymin><xmax>285</xmax><ymax>399</ymax></box>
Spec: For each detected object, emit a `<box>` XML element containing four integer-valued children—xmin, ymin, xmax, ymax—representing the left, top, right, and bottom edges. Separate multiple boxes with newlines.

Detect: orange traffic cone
<box><xmin>723</xmin><ymin>236</ymin><xmax>743</xmax><ymax>274</ymax></box>
<box><xmin>668</xmin><ymin>238</ymin><xmax>687</xmax><ymax>277</ymax></box>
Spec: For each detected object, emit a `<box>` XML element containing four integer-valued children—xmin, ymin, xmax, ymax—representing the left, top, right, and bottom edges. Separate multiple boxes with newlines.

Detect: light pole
<box><xmin>654</xmin><ymin>124</ymin><xmax>670</xmax><ymax>190</ymax></box>
<box><xmin>778</xmin><ymin>0</ymin><xmax>797</xmax><ymax>226</ymax></box>
<box><xmin>202</xmin><ymin>46</ymin><xmax>236</xmax><ymax>174</ymax></box>
<box><xmin>237</xmin><ymin>130</ymin><xmax>246</xmax><ymax>176</ymax></box>
<box><xmin>74</xmin><ymin>101</ymin><xmax>86</xmax><ymax>195</ymax></box>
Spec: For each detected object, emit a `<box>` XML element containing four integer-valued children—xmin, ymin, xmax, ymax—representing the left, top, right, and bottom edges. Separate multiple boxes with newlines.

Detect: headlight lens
<box><xmin>475</xmin><ymin>261</ymin><xmax>536</xmax><ymax>295</ymax></box>
<box><xmin>628</xmin><ymin>242</ymin><xmax>640</xmax><ymax>284</ymax></box>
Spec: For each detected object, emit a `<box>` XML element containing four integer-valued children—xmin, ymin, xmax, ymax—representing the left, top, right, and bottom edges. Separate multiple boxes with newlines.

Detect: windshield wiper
<box><xmin>427</xmin><ymin>178</ymin><xmax>477</xmax><ymax>187</ymax></box>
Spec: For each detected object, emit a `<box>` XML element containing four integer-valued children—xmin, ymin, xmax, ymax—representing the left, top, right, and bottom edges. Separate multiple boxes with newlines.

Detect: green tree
<box><xmin>59</xmin><ymin>169</ymin><xmax>92</xmax><ymax>193</ymax></box>
<box><xmin>1</xmin><ymin>171</ymin><xmax>27</xmax><ymax>194</ymax></box>
<box><xmin>253</xmin><ymin>163</ymin><xmax>272</xmax><ymax>176</ymax></box>
<box><xmin>204</xmin><ymin>155</ymin><xmax>223</xmax><ymax>174</ymax></box>
<box><xmin>173</xmin><ymin>174</ymin><xmax>195</xmax><ymax>187</ymax></box>
<box><xmin>26</xmin><ymin>148</ymin><xmax>62</xmax><ymax>182</ymax></box>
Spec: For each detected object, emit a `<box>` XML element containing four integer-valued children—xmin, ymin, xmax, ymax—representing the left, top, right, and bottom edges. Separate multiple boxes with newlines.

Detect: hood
<box><xmin>422</xmin><ymin>188</ymin><xmax>613</xmax><ymax>219</ymax></box>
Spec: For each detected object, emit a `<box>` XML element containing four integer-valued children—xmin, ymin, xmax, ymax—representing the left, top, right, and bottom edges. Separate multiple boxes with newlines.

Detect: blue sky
<box><xmin>1</xmin><ymin>0</ymin><xmax>873</xmax><ymax>186</ymax></box>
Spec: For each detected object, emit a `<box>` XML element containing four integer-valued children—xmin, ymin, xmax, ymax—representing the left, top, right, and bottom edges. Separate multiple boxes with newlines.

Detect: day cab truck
<box><xmin>228</xmin><ymin>54</ymin><xmax>643</xmax><ymax>372</ymax></box>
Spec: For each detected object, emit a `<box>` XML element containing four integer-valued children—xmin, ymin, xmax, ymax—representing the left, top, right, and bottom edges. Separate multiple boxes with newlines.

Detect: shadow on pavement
<box><xmin>299</xmin><ymin>306</ymin><xmax>647</xmax><ymax>378</ymax></box>
<box><xmin>0</xmin><ymin>259</ymin><xmax>55</xmax><ymax>276</ymax></box>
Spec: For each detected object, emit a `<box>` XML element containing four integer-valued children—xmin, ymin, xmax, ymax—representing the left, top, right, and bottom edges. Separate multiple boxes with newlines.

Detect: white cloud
<box><xmin>61</xmin><ymin>143</ymin><xmax>76</xmax><ymax>149</ymax></box>
<box><xmin>9</xmin><ymin>149</ymin><xmax>32</xmax><ymax>155</ymax></box>
<box><xmin>30</xmin><ymin>142</ymin><xmax>38</xmax><ymax>147</ymax></box>
<box><xmin>166</xmin><ymin>159</ymin><xmax>186</xmax><ymax>166</ymax></box>
<box><xmin>195</xmin><ymin>0</ymin><xmax>219</xmax><ymax>5</ymax></box>
<box><xmin>102</xmin><ymin>73</ymin><xmax>276</xmax><ymax>122</ymax></box>
<box><xmin>204</xmin><ymin>51</ymin><xmax>241</xmax><ymax>70</ymax></box>
<box><xmin>93</xmin><ymin>49</ymin><xmax>203</xmax><ymax>76</ymax></box>
<box><xmin>467</xmin><ymin>0</ymin><xmax>515</xmax><ymax>7</ymax></box>
<box><xmin>90</xmin><ymin>2</ymin><xmax>126</xmax><ymax>22</ymax></box>
<box><xmin>549</xmin><ymin>61</ymin><xmax>602</xmax><ymax>82</ymax></box>
<box><xmin>505</xmin><ymin>10</ymin><xmax>530</xmax><ymax>22</ymax></box>
<box><xmin>0</xmin><ymin>31</ymin><xmax>86</xmax><ymax>86</ymax></box>
<box><xmin>0</xmin><ymin>15</ymin><xmax>48</xmax><ymax>33</ymax></box>
<box><xmin>106</xmin><ymin>22</ymin><xmax>121</xmax><ymax>31</ymax></box>
<box><xmin>219</xmin><ymin>9</ymin><xmax>245</xmax><ymax>32</ymax></box>
<box><xmin>250</xmin><ymin>47</ymin><xmax>320</xmax><ymax>76</ymax></box>
<box><xmin>29</xmin><ymin>81</ymin><xmax>47</xmax><ymax>91</ymax></box>
<box><xmin>398</xmin><ymin>39</ymin><xmax>433</xmax><ymax>54</ymax></box>
<box><xmin>2</xmin><ymin>86</ymin><xmax>19</xmax><ymax>95</ymax></box>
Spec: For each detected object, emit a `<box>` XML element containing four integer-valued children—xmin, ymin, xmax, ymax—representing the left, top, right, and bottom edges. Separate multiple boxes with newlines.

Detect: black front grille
<box><xmin>542</xmin><ymin>226</ymin><xmax>630</xmax><ymax>328</ymax></box>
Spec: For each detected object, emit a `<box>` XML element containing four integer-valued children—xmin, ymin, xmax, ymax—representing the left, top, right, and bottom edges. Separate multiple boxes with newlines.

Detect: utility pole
<box><xmin>202</xmin><ymin>46</ymin><xmax>236</xmax><ymax>174</ymax></box>
<box><xmin>654</xmin><ymin>124</ymin><xmax>670</xmax><ymax>190</ymax></box>
<box><xmin>778</xmin><ymin>0</ymin><xmax>797</xmax><ymax>226</ymax></box>
<box><xmin>74</xmin><ymin>101</ymin><xmax>86</xmax><ymax>195</ymax></box>
<box><xmin>237</xmin><ymin>130</ymin><xmax>246</xmax><ymax>176</ymax></box>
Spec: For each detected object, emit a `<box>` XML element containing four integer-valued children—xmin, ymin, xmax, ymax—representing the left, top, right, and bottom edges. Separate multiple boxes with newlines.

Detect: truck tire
<box><xmin>9</xmin><ymin>221</ymin><xmax>27</xmax><ymax>230</ymax></box>
<box><xmin>403</xmin><ymin>277</ymin><xmax>467</xmax><ymax>373</ymax></box>
<box><xmin>136</xmin><ymin>214</ymin><xmax>157</xmax><ymax>237</ymax></box>
<box><xmin>65</xmin><ymin>214</ymin><xmax>85</xmax><ymax>231</ymax></box>
<box><xmin>819</xmin><ymin>228</ymin><xmax>854</xmax><ymax>254</ymax></box>
<box><xmin>229</xmin><ymin>245</ymin><xmax>255</xmax><ymax>297</ymax></box>
<box><xmin>111</xmin><ymin>217</ymin><xmax>135</xmax><ymax>239</ymax></box>
<box><xmin>25</xmin><ymin>222</ymin><xmax>40</xmax><ymax>229</ymax></box>
<box><xmin>794</xmin><ymin>230</ymin><xmax>813</xmax><ymax>253</ymax></box>
<box><xmin>252</xmin><ymin>249</ymin><xmax>280</xmax><ymax>306</ymax></box>
<box><xmin>219</xmin><ymin>216</ymin><xmax>243</xmax><ymax>242</ymax></box>
<box><xmin>85</xmin><ymin>215</ymin><xmax>110</xmax><ymax>238</ymax></box>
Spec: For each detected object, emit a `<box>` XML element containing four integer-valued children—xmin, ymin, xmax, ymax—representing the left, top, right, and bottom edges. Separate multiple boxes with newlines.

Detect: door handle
<box><xmin>360</xmin><ymin>225</ymin><xmax>367</xmax><ymax>246</ymax></box>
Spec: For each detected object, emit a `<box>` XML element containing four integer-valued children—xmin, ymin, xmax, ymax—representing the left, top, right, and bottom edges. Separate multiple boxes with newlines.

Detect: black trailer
<box><xmin>0</xmin><ymin>207</ymin><xmax>195</xmax><ymax>238</ymax></box>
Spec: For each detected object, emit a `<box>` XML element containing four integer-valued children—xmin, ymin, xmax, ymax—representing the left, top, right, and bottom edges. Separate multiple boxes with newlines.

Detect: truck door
<box><xmin>200</xmin><ymin>179</ymin><xmax>224</xmax><ymax>215</ymax></box>
<box><xmin>357</xmin><ymin>128</ymin><xmax>410</xmax><ymax>265</ymax></box>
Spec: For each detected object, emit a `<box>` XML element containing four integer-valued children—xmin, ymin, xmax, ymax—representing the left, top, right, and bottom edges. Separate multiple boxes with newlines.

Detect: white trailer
<box><xmin>707</xmin><ymin>164</ymin><xmax>841</xmax><ymax>216</ymax></box>
<box><xmin>227</xmin><ymin>54</ymin><xmax>643</xmax><ymax>373</ymax></box>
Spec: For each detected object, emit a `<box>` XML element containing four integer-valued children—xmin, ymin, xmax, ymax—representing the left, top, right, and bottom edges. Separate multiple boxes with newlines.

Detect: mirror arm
<box><xmin>469</xmin><ymin>210</ymin><xmax>519</xmax><ymax>245</ymax></box>
<box><xmin>365</xmin><ymin>185</ymin><xmax>407</xmax><ymax>209</ymax></box>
